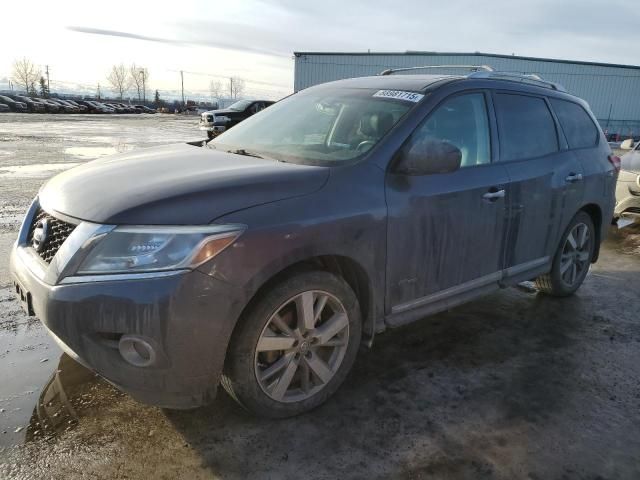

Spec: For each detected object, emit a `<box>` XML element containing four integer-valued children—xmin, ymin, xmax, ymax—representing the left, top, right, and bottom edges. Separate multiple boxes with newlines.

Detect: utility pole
<box><xmin>45</xmin><ymin>65</ymin><xmax>50</xmax><ymax>92</ymax></box>
<box><xmin>180</xmin><ymin>70</ymin><xmax>185</xmax><ymax>107</ymax></box>
<box><xmin>96</xmin><ymin>83</ymin><xmax>101</xmax><ymax>99</ymax></box>
<box><xmin>140</xmin><ymin>70</ymin><xmax>146</xmax><ymax>103</ymax></box>
<box><xmin>229</xmin><ymin>77</ymin><xmax>233</xmax><ymax>98</ymax></box>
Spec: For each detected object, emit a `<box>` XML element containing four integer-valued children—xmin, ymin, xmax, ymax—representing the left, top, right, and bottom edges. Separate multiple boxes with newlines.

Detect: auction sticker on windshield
<box><xmin>373</xmin><ymin>90</ymin><xmax>424</xmax><ymax>102</ymax></box>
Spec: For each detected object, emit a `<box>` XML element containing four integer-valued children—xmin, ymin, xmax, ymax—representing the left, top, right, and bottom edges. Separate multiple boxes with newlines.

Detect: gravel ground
<box><xmin>0</xmin><ymin>113</ymin><xmax>639</xmax><ymax>480</ymax></box>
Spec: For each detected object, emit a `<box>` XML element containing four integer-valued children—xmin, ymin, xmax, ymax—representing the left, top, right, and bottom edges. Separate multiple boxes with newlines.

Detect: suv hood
<box><xmin>39</xmin><ymin>143</ymin><xmax>329</xmax><ymax>225</ymax></box>
<box><xmin>203</xmin><ymin>108</ymin><xmax>240</xmax><ymax>116</ymax></box>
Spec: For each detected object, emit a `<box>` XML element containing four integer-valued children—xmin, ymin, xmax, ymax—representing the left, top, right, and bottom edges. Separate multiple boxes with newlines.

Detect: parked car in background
<box><xmin>11</xmin><ymin>70</ymin><xmax>618</xmax><ymax>418</ymax></box>
<box><xmin>64</xmin><ymin>100</ymin><xmax>88</xmax><ymax>113</ymax></box>
<box><xmin>0</xmin><ymin>95</ymin><xmax>28</xmax><ymax>112</ymax></box>
<box><xmin>78</xmin><ymin>101</ymin><xmax>113</xmax><ymax>114</ymax></box>
<box><xmin>0</xmin><ymin>103</ymin><xmax>9</xmax><ymax>113</ymax></box>
<box><xmin>96</xmin><ymin>102</ymin><xmax>116</xmax><ymax>113</ymax></box>
<box><xmin>9</xmin><ymin>95</ymin><xmax>46</xmax><ymax>113</ymax></box>
<box><xmin>77</xmin><ymin>100</ymin><xmax>104</xmax><ymax>113</ymax></box>
<box><xmin>104</xmin><ymin>103</ymin><xmax>126</xmax><ymax>113</ymax></box>
<box><xmin>32</xmin><ymin>98</ymin><xmax>60</xmax><ymax>113</ymax></box>
<box><xmin>199</xmin><ymin>99</ymin><xmax>274</xmax><ymax>139</ymax></box>
<box><xmin>615</xmin><ymin>139</ymin><xmax>640</xmax><ymax>225</ymax></box>
<box><xmin>134</xmin><ymin>105</ymin><xmax>156</xmax><ymax>113</ymax></box>
<box><xmin>49</xmin><ymin>99</ymin><xmax>79</xmax><ymax>113</ymax></box>
<box><xmin>118</xmin><ymin>103</ymin><xmax>138</xmax><ymax>113</ymax></box>
<box><xmin>57</xmin><ymin>99</ymin><xmax>82</xmax><ymax>113</ymax></box>
<box><xmin>42</xmin><ymin>99</ymin><xmax>67</xmax><ymax>113</ymax></box>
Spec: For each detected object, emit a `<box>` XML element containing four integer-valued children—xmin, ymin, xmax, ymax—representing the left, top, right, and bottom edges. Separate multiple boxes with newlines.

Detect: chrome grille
<box><xmin>27</xmin><ymin>208</ymin><xmax>77</xmax><ymax>263</ymax></box>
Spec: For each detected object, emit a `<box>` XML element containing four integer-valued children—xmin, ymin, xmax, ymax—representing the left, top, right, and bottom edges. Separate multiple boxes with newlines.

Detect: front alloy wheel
<box><xmin>255</xmin><ymin>291</ymin><xmax>350</xmax><ymax>403</ymax></box>
<box><xmin>222</xmin><ymin>271</ymin><xmax>361</xmax><ymax>418</ymax></box>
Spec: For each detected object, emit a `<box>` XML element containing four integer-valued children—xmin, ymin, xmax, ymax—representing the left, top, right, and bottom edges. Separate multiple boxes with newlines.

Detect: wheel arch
<box><xmin>580</xmin><ymin>203</ymin><xmax>602</xmax><ymax>262</ymax></box>
<box><xmin>234</xmin><ymin>254</ymin><xmax>377</xmax><ymax>348</ymax></box>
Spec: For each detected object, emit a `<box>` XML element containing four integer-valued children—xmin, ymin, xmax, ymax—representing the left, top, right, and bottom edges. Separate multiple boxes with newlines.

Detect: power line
<box><xmin>168</xmin><ymin>68</ymin><xmax>290</xmax><ymax>90</ymax></box>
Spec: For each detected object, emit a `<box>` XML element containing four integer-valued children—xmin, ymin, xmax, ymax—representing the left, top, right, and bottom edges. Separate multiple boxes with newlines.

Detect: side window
<box><xmin>409</xmin><ymin>93</ymin><xmax>491</xmax><ymax>168</ymax></box>
<box><xmin>550</xmin><ymin>98</ymin><xmax>599</xmax><ymax>149</ymax></box>
<box><xmin>494</xmin><ymin>93</ymin><xmax>558</xmax><ymax>162</ymax></box>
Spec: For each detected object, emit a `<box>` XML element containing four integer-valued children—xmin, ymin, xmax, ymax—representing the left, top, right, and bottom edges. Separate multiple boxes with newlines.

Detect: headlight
<box><xmin>215</xmin><ymin>115</ymin><xmax>231</xmax><ymax>123</ymax></box>
<box><xmin>74</xmin><ymin>225</ymin><xmax>244</xmax><ymax>275</ymax></box>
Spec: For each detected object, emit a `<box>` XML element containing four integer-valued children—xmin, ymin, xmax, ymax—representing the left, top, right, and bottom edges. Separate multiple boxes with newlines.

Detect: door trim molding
<box><xmin>391</xmin><ymin>271</ymin><xmax>502</xmax><ymax>314</ymax></box>
<box><xmin>390</xmin><ymin>256</ymin><xmax>550</xmax><ymax>315</ymax></box>
<box><xmin>503</xmin><ymin>256</ymin><xmax>550</xmax><ymax>277</ymax></box>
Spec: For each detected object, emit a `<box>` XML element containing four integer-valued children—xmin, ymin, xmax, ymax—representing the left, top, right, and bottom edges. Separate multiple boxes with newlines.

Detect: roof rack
<box><xmin>379</xmin><ymin>65</ymin><xmax>494</xmax><ymax>76</ymax></box>
<box><xmin>378</xmin><ymin>64</ymin><xmax>567</xmax><ymax>92</ymax></box>
<box><xmin>467</xmin><ymin>71</ymin><xmax>567</xmax><ymax>92</ymax></box>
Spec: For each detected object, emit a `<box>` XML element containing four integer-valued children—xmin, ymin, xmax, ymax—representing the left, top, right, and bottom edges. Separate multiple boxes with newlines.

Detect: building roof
<box><xmin>293</xmin><ymin>51</ymin><xmax>640</xmax><ymax>71</ymax></box>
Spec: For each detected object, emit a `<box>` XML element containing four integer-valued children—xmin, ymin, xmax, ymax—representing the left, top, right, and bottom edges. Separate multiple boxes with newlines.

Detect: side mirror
<box><xmin>395</xmin><ymin>139</ymin><xmax>462</xmax><ymax>175</ymax></box>
<box><xmin>620</xmin><ymin>139</ymin><xmax>635</xmax><ymax>150</ymax></box>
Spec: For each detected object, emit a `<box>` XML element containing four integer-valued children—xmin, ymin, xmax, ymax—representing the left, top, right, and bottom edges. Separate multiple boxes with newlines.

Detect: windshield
<box><xmin>228</xmin><ymin>99</ymin><xmax>253</xmax><ymax>111</ymax></box>
<box><xmin>212</xmin><ymin>87</ymin><xmax>416</xmax><ymax>165</ymax></box>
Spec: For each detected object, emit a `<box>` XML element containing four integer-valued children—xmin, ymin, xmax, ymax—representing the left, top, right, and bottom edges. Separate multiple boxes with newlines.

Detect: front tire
<box><xmin>536</xmin><ymin>211</ymin><xmax>595</xmax><ymax>296</ymax></box>
<box><xmin>222</xmin><ymin>271</ymin><xmax>362</xmax><ymax>418</ymax></box>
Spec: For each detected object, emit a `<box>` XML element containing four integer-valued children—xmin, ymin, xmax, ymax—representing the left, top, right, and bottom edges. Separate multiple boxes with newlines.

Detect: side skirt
<box><xmin>384</xmin><ymin>257</ymin><xmax>550</xmax><ymax>329</ymax></box>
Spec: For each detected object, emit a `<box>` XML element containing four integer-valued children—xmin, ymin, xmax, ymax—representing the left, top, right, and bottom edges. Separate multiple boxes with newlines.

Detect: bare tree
<box><xmin>209</xmin><ymin>79</ymin><xmax>222</xmax><ymax>100</ymax></box>
<box><xmin>107</xmin><ymin>63</ymin><xmax>131</xmax><ymax>100</ymax></box>
<box><xmin>230</xmin><ymin>77</ymin><xmax>245</xmax><ymax>99</ymax></box>
<box><xmin>11</xmin><ymin>57</ymin><xmax>40</xmax><ymax>94</ymax></box>
<box><xmin>129</xmin><ymin>64</ymin><xmax>150</xmax><ymax>102</ymax></box>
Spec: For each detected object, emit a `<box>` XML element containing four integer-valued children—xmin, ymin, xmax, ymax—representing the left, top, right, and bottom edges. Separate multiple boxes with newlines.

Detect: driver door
<box><xmin>385</xmin><ymin>91</ymin><xmax>511</xmax><ymax>322</ymax></box>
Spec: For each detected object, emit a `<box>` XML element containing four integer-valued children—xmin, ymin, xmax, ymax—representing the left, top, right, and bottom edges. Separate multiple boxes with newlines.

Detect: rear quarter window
<box><xmin>494</xmin><ymin>93</ymin><xmax>558</xmax><ymax>162</ymax></box>
<box><xmin>549</xmin><ymin>98</ymin><xmax>599</xmax><ymax>149</ymax></box>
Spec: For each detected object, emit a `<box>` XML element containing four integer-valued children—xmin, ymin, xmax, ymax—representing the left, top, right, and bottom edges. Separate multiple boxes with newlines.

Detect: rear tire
<box><xmin>222</xmin><ymin>271</ymin><xmax>361</xmax><ymax>418</ymax></box>
<box><xmin>535</xmin><ymin>211</ymin><xmax>595</xmax><ymax>296</ymax></box>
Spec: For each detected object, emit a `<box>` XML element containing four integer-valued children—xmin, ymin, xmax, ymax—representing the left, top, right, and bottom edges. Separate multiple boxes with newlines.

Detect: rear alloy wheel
<box><xmin>536</xmin><ymin>211</ymin><xmax>595</xmax><ymax>296</ymax></box>
<box><xmin>222</xmin><ymin>271</ymin><xmax>361</xmax><ymax>418</ymax></box>
<box><xmin>558</xmin><ymin>222</ymin><xmax>592</xmax><ymax>287</ymax></box>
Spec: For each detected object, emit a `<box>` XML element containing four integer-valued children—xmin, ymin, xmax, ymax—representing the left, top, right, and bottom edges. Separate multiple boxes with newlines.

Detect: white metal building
<box><xmin>294</xmin><ymin>51</ymin><xmax>640</xmax><ymax>136</ymax></box>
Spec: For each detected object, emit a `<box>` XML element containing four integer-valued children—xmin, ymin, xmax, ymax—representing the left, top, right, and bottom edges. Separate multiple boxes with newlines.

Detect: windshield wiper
<box><xmin>227</xmin><ymin>148</ymin><xmax>263</xmax><ymax>159</ymax></box>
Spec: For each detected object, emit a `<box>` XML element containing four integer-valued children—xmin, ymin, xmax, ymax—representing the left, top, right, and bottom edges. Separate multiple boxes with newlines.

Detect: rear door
<box><xmin>492</xmin><ymin>92</ymin><xmax>584</xmax><ymax>279</ymax></box>
<box><xmin>385</xmin><ymin>91</ymin><xmax>511</xmax><ymax>316</ymax></box>
<box><xmin>549</xmin><ymin>97</ymin><xmax>615</xmax><ymax>221</ymax></box>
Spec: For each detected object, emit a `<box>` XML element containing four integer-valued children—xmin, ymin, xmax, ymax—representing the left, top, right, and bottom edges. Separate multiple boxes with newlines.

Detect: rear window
<box><xmin>550</xmin><ymin>98</ymin><xmax>599</xmax><ymax>149</ymax></box>
<box><xmin>494</xmin><ymin>93</ymin><xmax>558</xmax><ymax>162</ymax></box>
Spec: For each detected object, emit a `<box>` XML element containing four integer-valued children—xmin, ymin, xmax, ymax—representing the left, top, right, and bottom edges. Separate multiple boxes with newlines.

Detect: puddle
<box><xmin>0</xmin><ymin>163</ymin><xmax>80</xmax><ymax>178</ymax></box>
<box><xmin>64</xmin><ymin>146</ymin><xmax>120</xmax><ymax>158</ymax></box>
<box><xmin>24</xmin><ymin>354</ymin><xmax>100</xmax><ymax>443</ymax></box>
<box><xmin>0</xmin><ymin>351</ymin><xmax>120</xmax><ymax>449</ymax></box>
<box><xmin>0</xmin><ymin>319</ymin><xmax>60</xmax><ymax>447</ymax></box>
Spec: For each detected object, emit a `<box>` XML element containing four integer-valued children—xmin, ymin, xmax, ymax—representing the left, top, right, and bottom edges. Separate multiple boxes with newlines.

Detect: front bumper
<box><xmin>614</xmin><ymin>170</ymin><xmax>640</xmax><ymax>218</ymax></box>
<box><xmin>199</xmin><ymin>123</ymin><xmax>226</xmax><ymax>133</ymax></box>
<box><xmin>10</xmin><ymin>242</ymin><xmax>244</xmax><ymax>409</ymax></box>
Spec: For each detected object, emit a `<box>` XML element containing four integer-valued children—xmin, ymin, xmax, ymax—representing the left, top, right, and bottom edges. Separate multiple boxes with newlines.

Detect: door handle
<box><xmin>565</xmin><ymin>173</ymin><xmax>583</xmax><ymax>183</ymax></box>
<box><xmin>482</xmin><ymin>189</ymin><xmax>505</xmax><ymax>201</ymax></box>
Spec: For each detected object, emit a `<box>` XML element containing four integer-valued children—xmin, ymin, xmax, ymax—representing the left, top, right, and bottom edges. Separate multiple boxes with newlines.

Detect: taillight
<box><xmin>608</xmin><ymin>155</ymin><xmax>621</xmax><ymax>172</ymax></box>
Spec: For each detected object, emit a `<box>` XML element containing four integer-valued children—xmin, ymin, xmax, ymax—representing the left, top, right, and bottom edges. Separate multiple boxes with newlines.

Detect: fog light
<box><xmin>118</xmin><ymin>335</ymin><xmax>156</xmax><ymax>367</ymax></box>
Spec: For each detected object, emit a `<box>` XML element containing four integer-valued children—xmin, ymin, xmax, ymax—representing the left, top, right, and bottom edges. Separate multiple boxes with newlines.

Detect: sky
<box><xmin>2</xmin><ymin>0</ymin><xmax>639</xmax><ymax>102</ymax></box>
